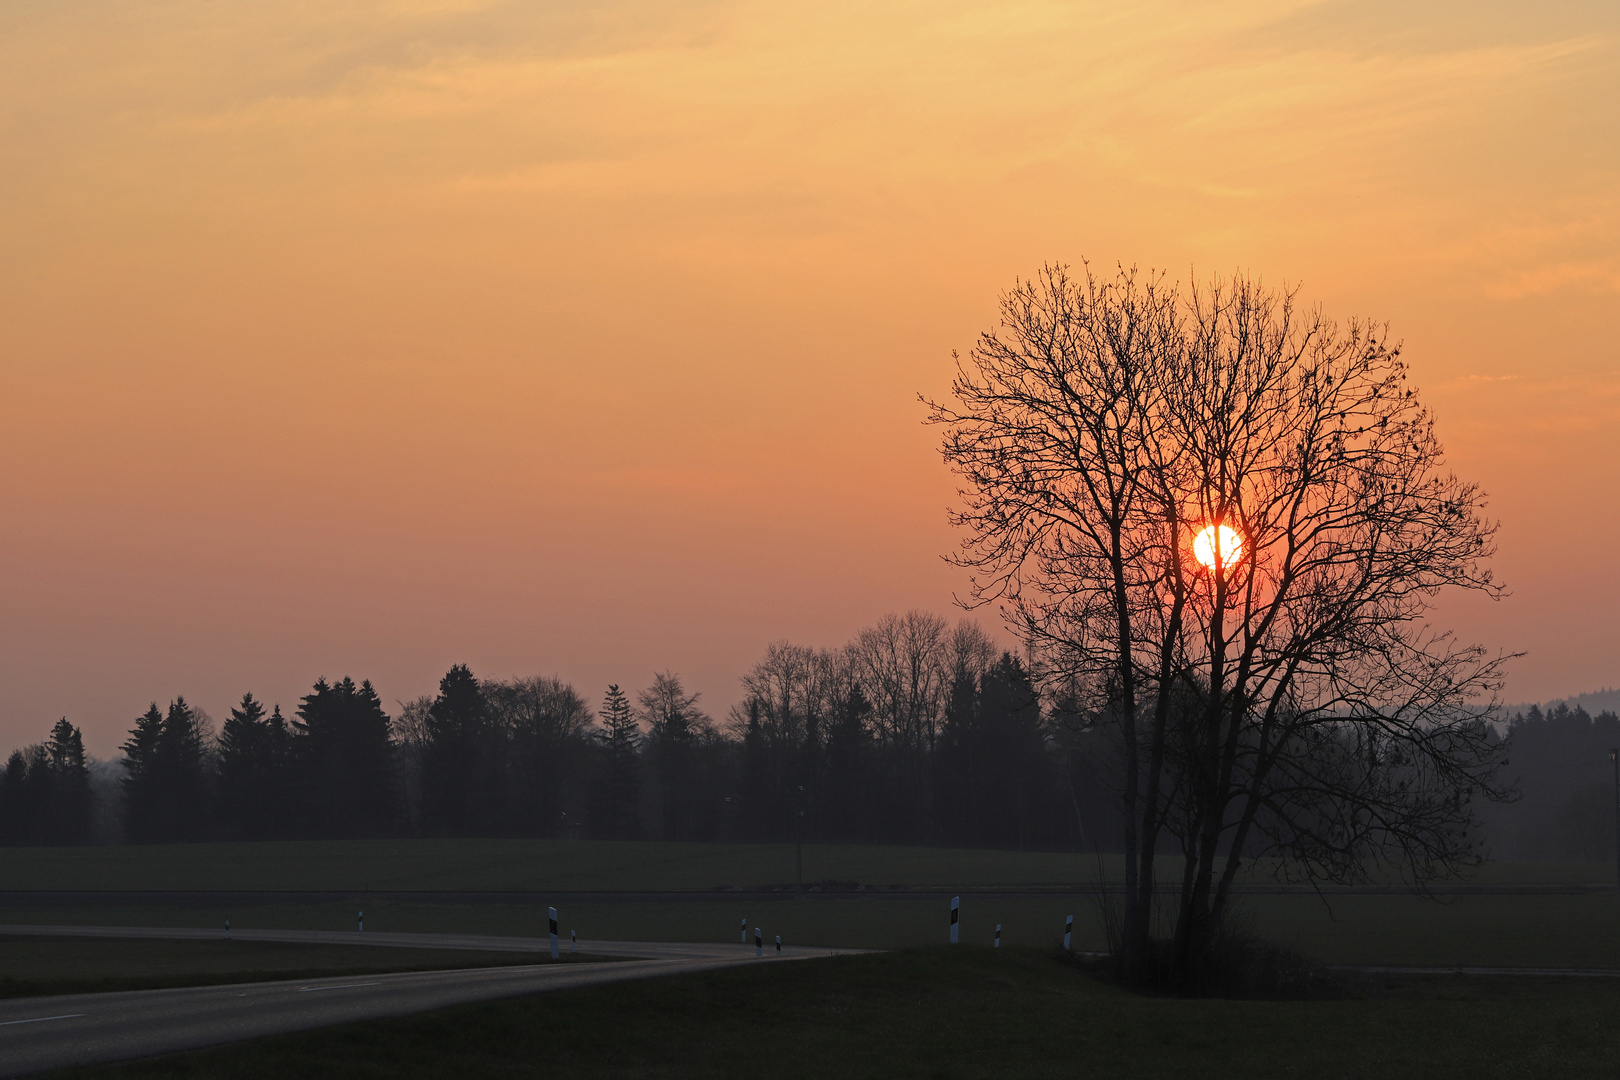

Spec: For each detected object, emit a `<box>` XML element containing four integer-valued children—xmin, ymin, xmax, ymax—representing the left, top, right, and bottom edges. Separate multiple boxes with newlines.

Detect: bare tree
<box><xmin>927</xmin><ymin>264</ymin><xmax>1512</xmax><ymax>986</ymax></box>
<box><xmin>485</xmin><ymin>675</ymin><xmax>594</xmax><ymax>837</ymax></box>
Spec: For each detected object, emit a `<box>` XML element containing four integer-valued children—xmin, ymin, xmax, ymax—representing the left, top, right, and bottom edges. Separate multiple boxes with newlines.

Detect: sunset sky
<box><xmin>2</xmin><ymin>0</ymin><xmax>1616</xmax><ymax>755</ymax></box>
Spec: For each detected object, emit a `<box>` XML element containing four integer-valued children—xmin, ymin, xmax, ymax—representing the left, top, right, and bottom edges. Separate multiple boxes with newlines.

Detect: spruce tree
<box><xmin>0</xmin><ymin>748</ymin><xmax>43</xmax><ymax>844</ymax></box>
<box><xmin>422</xmin><ymin>664</ymin><xmax>493</xmax><ymax>835</ymax></box>
<box><xmin>295</xmin><ymin>677</ymin><xmax>398</xmax><ymax>839</ymax></box>
<box><xmin>217</xmin><ymin>693</ymin><xmax>270</xmax><ymax>839</ymax></box>
<box><xmin>597</xmin><ymin>685</ymin><xmax>640</xmax><ymax>839</ymax></box>
<box><xmin>120</xmin><ymin>704</ymin><xmax>166</xmax><ymax>843</ymax></box>
<box><xmin>155</xmin><ymin>697</ymin><xmax>210</xmax><ymax>842</ymax></box>
<box><xmin>45</xmin><ymin>718</ymin><xmax>91</xmax><ymax>844</ymax></box>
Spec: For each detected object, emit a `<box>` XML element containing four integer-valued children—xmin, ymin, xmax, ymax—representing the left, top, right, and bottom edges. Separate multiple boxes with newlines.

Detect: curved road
<box><xmin>0</xmin><ymin>930</ymin><xmax>845</xmax><ymax>1077</ymax></box>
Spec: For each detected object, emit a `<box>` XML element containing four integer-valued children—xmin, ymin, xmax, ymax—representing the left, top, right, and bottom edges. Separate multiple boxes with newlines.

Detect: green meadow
<box><xmin>2</xmin><ymin>839</ymin><xmax>1618</xmax><ymax>969</ymax></box>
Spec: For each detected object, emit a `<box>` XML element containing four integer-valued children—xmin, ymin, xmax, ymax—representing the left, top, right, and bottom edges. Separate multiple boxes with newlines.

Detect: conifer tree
<box><xmin>597</xmin><ymin>684</ymin><xmax>640</xmax><ymax>839</ymax></box>
<box><xmin>421</xmin><ymin>664</ymin><xmax>494</xmax><ymax>835</ymax></box>
<box><xmin>295</xmin><ymin>677</ymin><xmax>397</xmax><ymax>839</ymax></box>
<box><xmin>120</xmin><ymin>704</ymin><xmax>166</xmax><ymax>843</ymax></box>
<box><xmin>218</xmin><ymin>693</ymin><xmax>272</xmax><ymax>839</ymax></box>
<box><xmin>45</xmin><ymin>718</ymin><xmax>91</xmax><ymax>844</ymax></box>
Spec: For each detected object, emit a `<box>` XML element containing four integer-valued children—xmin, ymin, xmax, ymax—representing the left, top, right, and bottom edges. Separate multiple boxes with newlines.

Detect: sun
<box><xmin>1193</xmin><ymin>524</ymin><xmax>1244</xmax><ymax>571</ymax></box>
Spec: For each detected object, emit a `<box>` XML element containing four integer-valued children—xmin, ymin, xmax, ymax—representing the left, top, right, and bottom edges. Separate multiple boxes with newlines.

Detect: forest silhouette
<box><xmin>0</xmin><ymin>614</ymin><xmax>1610</xmax><ymax>860</ymax></box>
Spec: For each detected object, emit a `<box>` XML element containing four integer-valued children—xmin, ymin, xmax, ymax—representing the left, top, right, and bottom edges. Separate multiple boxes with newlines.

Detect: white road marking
<box><xmin>296</xmin><ymin>983</ymin><xmax>382</xmax><ymax>992</ymax></box>
<box><xmin>0</xmin><ymin>1014</ymin><xmax>84</xmax><ymax>1027</ymax></box>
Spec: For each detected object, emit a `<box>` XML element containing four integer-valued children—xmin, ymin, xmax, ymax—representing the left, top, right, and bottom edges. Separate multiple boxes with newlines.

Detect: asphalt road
<box><xmin>0</xmin><ymin>932</ymin><xmax>842</xmax><ymax>1077</ymax></box>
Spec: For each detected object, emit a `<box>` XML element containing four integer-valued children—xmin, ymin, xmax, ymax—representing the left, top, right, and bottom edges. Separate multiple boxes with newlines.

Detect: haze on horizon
<box><xmin>2</xmin><ymin>0</ymin><xmax>1615</xmax><ymax>756</ymax></box>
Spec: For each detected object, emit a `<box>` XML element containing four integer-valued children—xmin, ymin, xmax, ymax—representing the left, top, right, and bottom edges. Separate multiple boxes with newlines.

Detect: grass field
<box><xmin>38</xmin><ymin>947</ymin><xmax>1620</xmax><ymax>1080</ymax></box>
<box><xmin>5</xmin><ymin>889</ymin><xmax>1620</xmax><ymax>968</ymax></box>
<box><xmin>2</xmin><ymin>838</ymin><xmax>1610</xmax><ymax>892</ymax></box>
<box><xmin>4</xmin><ymin>839</ymin><xmax>1620</xmax><ymax>971</ymax></box>
<box><xmin>0</xmin><ymin>936</ymin><xmax>581</xmax><ymax>999</ymax></box>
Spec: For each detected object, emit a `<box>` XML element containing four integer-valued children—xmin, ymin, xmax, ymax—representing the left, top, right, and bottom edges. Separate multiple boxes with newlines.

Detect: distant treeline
<box><xmin>0</xmin><ymin>612</ymin><xmax>1123</xmax><ymax>852</ymax></box>
<box><xmin>1479</xmin><ymin>703</ymin><xmax>1620</xmax><ymax>862</ymax></box>
<box><xmin>4</xmin><ymin>614</ymin><xmax>1612</xmax><ymax>860</ymax></box>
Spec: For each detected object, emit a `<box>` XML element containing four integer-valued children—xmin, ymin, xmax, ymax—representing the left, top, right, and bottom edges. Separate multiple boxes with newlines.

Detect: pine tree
<box><xmin>295</xmin><ymin>677</ymin><xmax>398</xmax><ymax>839</ymax></box>
<box><xmin>217</xmin><ymin>693</ymin><xmax>271</xmax><ymax>839</ymax></box>
<box><xmin>156</xmin><ymin>697</ymin><xmax>210</xmax><ymax>842</ymax></box>
<box><xmin>0</xmin><ymin>747</ymin><xmax>48</xmax><ymax>844</ymax></box>
<box><xmin>45</xmin><ymin>718</ymin><xmax>91</xmax><ymax>844</ymax></box>
<box><xmin>421</xmin><ymin>664</ymin><xmax>494</xmax><ymax>835</ymax></box>
<box><xmin>120</xmin><ymin>704</ymin><xmax>166</xmax><ymax>843</ymax></box>
<box><xmin>597</xmin><ymin>685</ymin><xmax>640</xmax><ymax>839</ymax></box>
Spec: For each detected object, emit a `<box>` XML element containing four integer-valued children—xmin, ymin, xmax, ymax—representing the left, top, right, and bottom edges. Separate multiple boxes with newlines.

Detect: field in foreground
<box><xmin>40</xmin><ymin>948</ymin><xmax>1620</xmax><ymax>1080</ymax></box>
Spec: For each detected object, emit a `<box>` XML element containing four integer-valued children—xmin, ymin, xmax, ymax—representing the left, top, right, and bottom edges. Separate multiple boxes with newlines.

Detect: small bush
<box><xmin>1107</xmin><ymin>909</ymin><xmax>1359</xmax><ymax>1000</ymax></box>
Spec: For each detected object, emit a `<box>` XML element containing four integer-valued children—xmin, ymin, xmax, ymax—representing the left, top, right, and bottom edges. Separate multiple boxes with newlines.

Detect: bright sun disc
<box><xmin>1193</xmin><ymin>524</ymin><xmax>1243</xmax><ymax>571</ymax></box>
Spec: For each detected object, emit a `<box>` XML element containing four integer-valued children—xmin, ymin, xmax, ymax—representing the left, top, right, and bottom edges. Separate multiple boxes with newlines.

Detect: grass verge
<box><xmin>39</xmin><ymin>947</ymin><xmax>1620</xmax><ymax>1080</ymax></box>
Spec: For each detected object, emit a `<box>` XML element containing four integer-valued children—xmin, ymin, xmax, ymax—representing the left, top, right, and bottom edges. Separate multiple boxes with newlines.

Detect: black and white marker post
<box><xmin>775</xmin><ymin>934</ymin><xmax>782</xmax><ymax>956</ymax></box>
<box><xmin>225</xmin><ymin>920</ymin><xmax>230</xmax><ymax>939</ymax></box>
<box><xmin>949</xmin><ymin>896</ymin><xmax>960</xmax><ymax>945</ymax></box>
<box><xmin>994</xmin><ymin>924</ymin><xmax>1001</xmax><ymax>948</ymax></box>
<box><xmin>741</xmin><ymin>916</ymin><xmax>748</xmax><ymax>945</ymax></box>
<box><xmin>755</xmin><ymin>926</ymin><xmax>763</xmax><ymax>958</ymax></box>
<box><xmin>548</xmin><ymin>907</ymin><xmax>560</xmax><ymax>960</ymax></box>
<box><xmin>357</xmin><ymin>911</ymin><xmax>364</xmax><ymax>933</ymax></box>
<box><xmin>571</xmin><ymin>930</ymin><xmax>577</xmax><ymax>954</ymax></box>
<box><xmin>1064</xmin><ymin>915</ymin><xmax>1073</xmax><ymax>952</ymax></box>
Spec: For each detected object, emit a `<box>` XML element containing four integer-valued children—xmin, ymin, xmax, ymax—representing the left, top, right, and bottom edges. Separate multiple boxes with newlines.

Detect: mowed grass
<box><xmin>39</xmin><ymin>948</ymin><xmax>1620</xmax><ymax>1080</ymax></box>
<box><xmin>7</xmin><ymin>889</ymin><xmax>1620</xmax><ymax>968</ymax></box>
<box><xmin>0</xmin><ymin>936</ymin><xmax>582</xmax><ymax>999</ymax></box>
<box><xmin>4</xmin><ymin>837</ymin><xmax>1609</xmax><ymax>893</ymax></box>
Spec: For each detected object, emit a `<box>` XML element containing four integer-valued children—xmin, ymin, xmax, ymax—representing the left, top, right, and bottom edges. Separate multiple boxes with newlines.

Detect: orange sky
<box><xmin>2</xmin><ymin>0</ymin><xmax>1616</xmax><ymax>755</ymax></box>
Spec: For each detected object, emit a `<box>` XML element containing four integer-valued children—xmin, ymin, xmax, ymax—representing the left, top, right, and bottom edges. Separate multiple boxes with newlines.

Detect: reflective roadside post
<box><xmin>949</xmin><ymin>896</ymin><xmax>959</xmax><ymax>944</ymax></box>
<box><xmin>549</xmin><ymin>907</ymin><xmax>560</xmax><ymax>960</ymax></box>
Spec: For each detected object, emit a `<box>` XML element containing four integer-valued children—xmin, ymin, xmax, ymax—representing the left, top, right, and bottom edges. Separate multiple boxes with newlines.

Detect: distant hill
<box><xmin>1501</xmin><ymin>687</ymin><xmax>1620</xmax><ymax>719</ymax></box>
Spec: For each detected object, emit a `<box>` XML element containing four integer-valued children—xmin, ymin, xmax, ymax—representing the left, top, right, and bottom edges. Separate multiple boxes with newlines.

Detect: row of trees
<box><xmin>0</xmin><ymin>719</ymin><xmax>92</xmax><ymax>845</ymax></box>
<box><xmin>1479</xmin><ymin>703</ymin><xmax>1620</xmax><ymax>862</ymax></box>
<box><xmin>0</xmin><ymin>612</ymin><xmax>1123</xmax><ymax>850</ymax></box>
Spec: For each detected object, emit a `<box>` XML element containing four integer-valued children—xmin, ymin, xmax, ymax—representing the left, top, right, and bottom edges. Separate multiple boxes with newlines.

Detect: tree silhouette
<box><xmin>39</xmin><ymin>718</ymin><xmax>92</xmax><ymax>844</ymax></box>
<box><xmin>596</xmin><ymin>684</ymin><xmax>640</xmax><ymax>839</ymax></box>
<box><xmin>121</xmin><ymin>699</ymin><xmax>208</xmax><ymax>843</ymax></box>
<box><xmin>420</xmin><ymin>665</ymin><xmax>497</xmax><ymax>835</ymax></box>
<box><xmin>929</xmin><ymin>264</ymin><xmax>1511</xmax><ymax>987</ymax></box>
<box><xmin>639</xmin><ymin>672</ymin><xmax>708</xmax><ymax>841</ymax></box>
<box><xmin>295</xmin><ymin>677</ymin><xmax>397</xmax><ymax>838</ymax></box>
